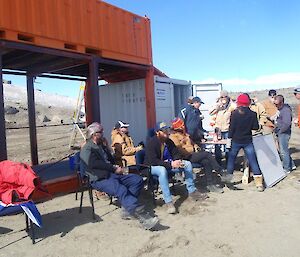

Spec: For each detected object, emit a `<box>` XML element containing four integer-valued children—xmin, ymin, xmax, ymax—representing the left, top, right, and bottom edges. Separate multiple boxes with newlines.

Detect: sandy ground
<box><xmin>1</xmin><ymin>130</ymin><xmax>300</xmax><ymax>257</ymax></box>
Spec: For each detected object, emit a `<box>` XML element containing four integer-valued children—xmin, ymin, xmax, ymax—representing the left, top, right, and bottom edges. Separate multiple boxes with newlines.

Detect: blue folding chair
<box><xmin>0</xmin><ymin>201</ymin><xmax>42</xmax><ymax>244</ymax></box>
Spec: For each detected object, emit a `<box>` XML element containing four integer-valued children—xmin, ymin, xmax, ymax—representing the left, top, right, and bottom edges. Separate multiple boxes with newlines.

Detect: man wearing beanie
<box><xmin>222</xmin><ymin>94</ymin><xmax>264</xmax><ymax>192</ymax></box>
<box><xmin>169</xmin><ymin>118</ymin><xmax>224</xmax><ymax>194</ymax></box>
<box><xmin>80</xmin><ymin>122</ymin><xmax>159</xmax><ymax>230</ymax></box>
<box><xmin>209</xmin><ymin>90</ymin><xmax>236</xmax><ymax>166</ymax></box>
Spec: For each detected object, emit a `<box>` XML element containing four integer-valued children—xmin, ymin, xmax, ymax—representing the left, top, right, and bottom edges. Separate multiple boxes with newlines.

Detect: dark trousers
<box><xmin>189</xmin><ymin>151</ymin><xmax>222</xmax><ymax>184</ymax></box>
<box><xmin>215</xmin><ymin>131</ymin><xmax>229</xmax><ymax>166</ymax></box>
<box><xmin>92</xmin><ymin>173</ymin><xmax>143</xmax><ymax>214</ymax></box>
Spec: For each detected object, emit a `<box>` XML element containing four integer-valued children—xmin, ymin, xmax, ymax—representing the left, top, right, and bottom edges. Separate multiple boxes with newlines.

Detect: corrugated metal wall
<box><xmin>0</xmin><ymin>0</ymin><xmax>152</xmax><ymax>65</ymax></box>
<box><xmin>99</xmin><ymin>79</ymin><xmax>147</xmax><ymax>144</ymax></box>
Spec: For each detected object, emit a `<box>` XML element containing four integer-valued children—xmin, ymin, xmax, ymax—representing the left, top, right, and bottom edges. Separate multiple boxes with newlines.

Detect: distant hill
<box><xmin>3</xmin><ymin>83</ymin><xmax>76</xmax><ymax>128</ymax></box>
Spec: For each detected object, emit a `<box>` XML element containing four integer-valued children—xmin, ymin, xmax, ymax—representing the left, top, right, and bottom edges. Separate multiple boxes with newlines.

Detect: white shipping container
<box><xmin>99</xmin><ymin>76</ymin><xmax>191</xmax><ymax>144</ymax></box>
<box><xmin>193</xmin><ymin>83</ymin><xmax>222</xmax><ymax>131</ymax></box>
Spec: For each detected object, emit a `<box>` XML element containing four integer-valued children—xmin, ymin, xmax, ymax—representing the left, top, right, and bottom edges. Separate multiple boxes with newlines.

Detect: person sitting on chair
<box><xmin>169</xmin><ymin>118</ymin><xmax>225</xmax><ymax>194</ymax></box>
<box><xmin>80</xmin><ymin>122</ymin><xmax>158</xmax><ymax>230</ymax></box>
<box><xmin>144</xmin><ymin>121</ymin><xmax>208</xmax><ymax>215</ymax></box>
<box><xmin>111</xmin><ymin>121</ymin><xmax>144</xmax><ymax>167</ymax></box>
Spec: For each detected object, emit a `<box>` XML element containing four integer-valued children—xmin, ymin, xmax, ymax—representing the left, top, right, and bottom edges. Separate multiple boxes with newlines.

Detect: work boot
<box><xmin>120</xmin><ymin>207</ymin><xmax>133</xmax><ymax>220</ymax></box>
<box><xmin>253</xmin><ymin>175</ymin><xmax>264</xmax><ymax>192</ymax></box>
<box><xmin>166</xmin><ymin>202</ymin><xmax>176</xmax><ymax>214</ymax></box>
<box><xmin>134</xmin><ymin>207</ymin><xmax>159</xmax><ymax>230</ymax></box>
<box><xmin>207</xmin><ymin>184</ymin><xmax>224</xmax><ymax>194</ymax></box>
<box><xmin>189</xmin><ymin>190</ymin><xmax>209</xmax><ymax>201</ymax></box>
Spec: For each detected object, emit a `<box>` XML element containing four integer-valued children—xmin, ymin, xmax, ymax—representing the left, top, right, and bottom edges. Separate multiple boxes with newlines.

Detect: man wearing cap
<box><xmin>179</xmin><ymin>96</ymin><xmax>194</xmax><ymax>120</ymax></box>
<box><xmin>111</xmin><ymin>121</ymin><xmax>143</xmax><ymax>167</ymax></box>
<box><xmin>294</xmin><ymin>87</ymin><xmax>300</xmax><ymax>128</ymax></box>
<box><xmin>274</xmin><ymin>95</ymin><xmax>296</xmax><ymax>173</ymax></box>
<box><xmin>80</xmin><ymin>122</ymin><xmax>159</xmax><ymax>230</ymax></box>
<box><xmin>222</xmin><ymin>94</ymin><xmax>264</xmax><ymax>192</ymax></box>
<box><xmin>169</xmin><ymin>118</ymin><xmax>225</xmax><ymax>194</ymax></box>
<box><xmin>210</xmin><ymin>90</ymin><xmax>236</xmax><ymax>166</ymax></box>
<box><xmin>144</xmin><ymin>121</ymin><xmax>207</xmax><ymax>214</ymax></box>
<box><xmin>261</xmin><ymin>89</ymin><xmax>279</xmax><ymax>134</ymax></box>
<box><xmin>184</xmin><ymin>96</ymin><xmax>207</xmax><ymax>145</ymax></box>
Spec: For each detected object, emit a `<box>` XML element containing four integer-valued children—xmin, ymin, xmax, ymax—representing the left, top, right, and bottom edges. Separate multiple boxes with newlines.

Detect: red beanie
<box><xmin>172</xmin><ymin>118</ymin><xmax>185</xmax><ymax>130</ymax></box>
<box><xmin>237</xmin><ymin>94</ymin><xmax>250</xmax><ymax>107</ymax></box>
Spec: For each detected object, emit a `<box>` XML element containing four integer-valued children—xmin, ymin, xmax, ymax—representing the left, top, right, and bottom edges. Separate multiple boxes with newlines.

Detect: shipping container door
<box><xmin>173</xmin><ymin>83</ymin><xmax>192</xmax><ymax>118</ymax></box>
<box><xmin>99</xmin><ymin>79</ymin><xmax>147</xmax><ymax>144</ymax></box>
<box><xmin>154</xmin><ymin>77</ymin><xmax>175</xmax><ymax>123</ymax></box>
<box><xmin>193</xmin><ymin>83</ymin><xmax>222</xmax><ymax>131</ymax></box>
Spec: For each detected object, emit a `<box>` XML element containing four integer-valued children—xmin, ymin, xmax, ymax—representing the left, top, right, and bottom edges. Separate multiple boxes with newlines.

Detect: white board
<box><xmin>252</xmin><ymin>134</ymin><xmax>286</xmax><ymax>188</ymax></box>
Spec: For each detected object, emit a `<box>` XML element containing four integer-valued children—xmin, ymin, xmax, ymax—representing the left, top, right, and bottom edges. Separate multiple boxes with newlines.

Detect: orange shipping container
<box><xmin>0</xmin><ymin>0</ymin><xmax>152</xmax><ymax>65</ymax></box>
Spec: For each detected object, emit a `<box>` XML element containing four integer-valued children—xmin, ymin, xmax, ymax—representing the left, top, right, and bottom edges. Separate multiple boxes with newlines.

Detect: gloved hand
<box><xmin>226</xmin><ymin>138</ymin><xmax>232</xmax><ymax>149</ymax></box>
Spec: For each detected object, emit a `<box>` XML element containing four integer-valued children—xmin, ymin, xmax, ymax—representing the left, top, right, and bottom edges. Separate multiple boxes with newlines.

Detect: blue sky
<box><xmin>4</xmin><ymin>0</ymin><xmax>300</xmax><ymax>97</ymax></box>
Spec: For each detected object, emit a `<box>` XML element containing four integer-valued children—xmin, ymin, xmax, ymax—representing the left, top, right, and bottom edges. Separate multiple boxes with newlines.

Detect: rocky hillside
<box><xmin>3</xmin><ymin>83</ymin><xmax>77</xmax><ymax>128</ymax></box>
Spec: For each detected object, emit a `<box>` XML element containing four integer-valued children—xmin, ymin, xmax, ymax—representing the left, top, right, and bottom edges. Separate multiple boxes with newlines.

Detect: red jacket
<box><xmin>0</xmin><ymin>160</ymin><xmax>38</xmax><ymax>204</ymax></box>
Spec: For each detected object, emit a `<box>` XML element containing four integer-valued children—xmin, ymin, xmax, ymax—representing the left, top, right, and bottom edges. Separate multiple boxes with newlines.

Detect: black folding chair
<box><xmin>77</xmin><ymin>164</ymin><xmax>96</xmax><ymax>220</ymax></box>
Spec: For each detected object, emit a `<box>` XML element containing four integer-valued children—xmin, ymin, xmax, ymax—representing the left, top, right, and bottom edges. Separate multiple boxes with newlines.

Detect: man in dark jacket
<box><xmin>80</xmin><ymin>122</ymin><xmax>158</xmax><ymax>230</ymax></box>
<box><xmin>274</xmin><ymin>95</ymin><xmax>296</xmax><ymax>172</ymax></box>
<box><xmin>184</xmin><ymin>97</ymin><xmax>207</xmax><ymax>145</ymax></box>
<box><xmin>144</xmin><ymin>122</ymin><xmax>208</xmax><ymax>214</ymax></box>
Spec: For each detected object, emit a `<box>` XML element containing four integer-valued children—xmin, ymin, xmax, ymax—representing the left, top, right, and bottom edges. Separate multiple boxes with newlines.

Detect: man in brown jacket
<box><xmin>261</xmin><ymin>89</ymin><xmax>279</xmax><ymax>134</ymax></box>
<box><xmin>249</xmin><ymin>97</ymin><xmax>268</xmax><ymax>135</ymax></box>
<box><xmin>111</xmin><ymin>121</ymin><xmax>143</xmax><ymax>167</ymax></box>
<box><xmin>209</xmin><ymin>90</ymin><xmax>236</xmax><ymax>166</ymax></box>
<box><xmin>169</xmin><ymin>118</ymin><xmax>224</xmax><ymax>193</ymax></box>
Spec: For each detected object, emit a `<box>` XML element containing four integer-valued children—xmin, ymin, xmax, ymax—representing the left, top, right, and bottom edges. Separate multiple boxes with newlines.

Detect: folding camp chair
<box><xmin>0</xmin><ymin>201</ymin><xmax>42</xmax><ymax>244</ymax></box>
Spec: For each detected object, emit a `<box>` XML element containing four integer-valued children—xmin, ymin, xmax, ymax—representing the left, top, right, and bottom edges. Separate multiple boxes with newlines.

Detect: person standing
<box><xmin>179</xmin><ymin>96</ymin><xmax>193</xmax><ymax>120</ymax></box>
<box><xmin>293</xmin><ymin>87</ymin><xmax>300</xmax><ymax>128</ymax></box>
<box><xmin>184</xmin><ymin>96</ymin><xmax>207</xmax><ymax>145</ymax></box>
<box><xmin>210</xmin><ymin>90</ymin><xmax>236</xmax><ymax>166</ymax></box>
<box><xmin>222</xmin><ymin>94</ymin><xmax>264</xmax><ymax>192</ymax></box>
<box><xmin>248</xmin><ymin>96</ymin><xmax>268</xmax><ymax>135</ymax></box>
<box><xmin>261</xmin><ymin>89</ymin><xmax>279</xmax><ymax>134</ymax></box>
<box><xmin>274</xmin><ymin>95</ymin><xmax>296</xmax><ymax>173</ymax></box>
